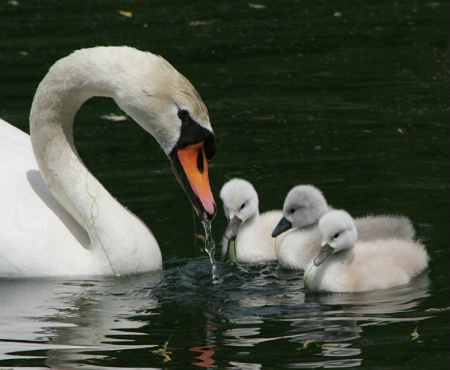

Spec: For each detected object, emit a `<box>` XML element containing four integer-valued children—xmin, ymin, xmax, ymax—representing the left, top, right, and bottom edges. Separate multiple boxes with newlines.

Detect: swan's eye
<box><xmin>333</xmin><ymin>233</ymin><xmax>340</xmax><ymax>239</ymax></box>
<box><xmin>240</xmin><ymin>203</ymin><xmax>246</xmax><ymax>210</ymax></box>
<box><xmin>177</xmin><ymin>109</ymin><xmax>192</xmax><ymax>125</ymax></box>
<box><xmin>289</xmin><ymin>208</ymin><xmax>295</xmax><ymax>214</ymax></box>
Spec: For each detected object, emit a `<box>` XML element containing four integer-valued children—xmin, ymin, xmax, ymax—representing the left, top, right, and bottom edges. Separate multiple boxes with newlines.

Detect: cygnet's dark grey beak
<box><xmin>224</xmin><ymin>215</ymin><xmax>242</xmax><ymax>240</ymax></box>
<box><xmin>313</xmin><ymin>244</ymin><xmax>335</xmax><ymax>266</ymax></box>
<box><xmin>271</xmin><ymin>216</ymin><xmax>292</xmax><ymax>237</ymax></box>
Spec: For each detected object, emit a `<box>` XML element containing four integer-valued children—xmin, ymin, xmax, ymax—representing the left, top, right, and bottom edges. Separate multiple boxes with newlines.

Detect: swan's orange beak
<box><xmin>170</xmin><ymin>142</ymin><xmax>216</xmax><ymax>220</ymax></box>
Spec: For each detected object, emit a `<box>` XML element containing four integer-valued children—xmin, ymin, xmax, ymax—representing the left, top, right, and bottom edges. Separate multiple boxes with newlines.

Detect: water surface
<box><xmin>0</xmin><ymin>0</ymin><xmax>448</xmax><ymax>368</ymax></box>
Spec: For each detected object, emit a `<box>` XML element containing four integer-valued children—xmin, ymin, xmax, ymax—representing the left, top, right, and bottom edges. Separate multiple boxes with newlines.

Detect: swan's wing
<box><xmin>0</xmin><ymin>119</ymin><xmax>90</xmax><ymax>276</ymax></box>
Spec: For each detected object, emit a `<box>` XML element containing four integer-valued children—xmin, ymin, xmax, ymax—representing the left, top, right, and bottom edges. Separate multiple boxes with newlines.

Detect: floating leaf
<box><xmin>189</xmin><ymin>20</ymin><xmax>217</xmax><ymax>27</ymax></box>
<box><xmin>196</xmin><ymin>234</ymin><xmax>207</xmax><ymax>242</ymax></box>
<box><xmin>100</xmin><ymin>113</ymin><xmax>128</xmax><ymax>122</ymax></box>
<box><xmin>249</xmin><ymin>3</ymin><xmax>266</xmax><ymax>9</ymax></box>
<box><xmin>322</xmin><ymin>343</ymin><xmax>340</xmax><ymax>348</ymax></box>
<box><xmin>152</xmin><ymin>335</ymin><xmax>173</xmax><ymax>362</ymax></box>
<box><xmin>425</xmin><ymin>2</ymin><xmax>440</xmax><ymax>8</ymax></box>
<box><xmin>302</xmin><ymin>339</ymin><xmax>316</xmax><ymax>349</ymax></box>
<box><xmin>425</xmin><ymin>306</ymin><xmax>450</xmax><ymax>312</ymax></box>
<box><xmin>410</xmin><ymin>325</ymin><xmax>419</xmax><ymax>341</ymax></box>
<box><xmin>118</xmin><ymin>10</ymin><xmax>133</xmax><ymax>18</ymax></box>
<box><xmin>82</xmin><ymin>300</ymin><xmax>96</xmax><ymax>306</ymax></box>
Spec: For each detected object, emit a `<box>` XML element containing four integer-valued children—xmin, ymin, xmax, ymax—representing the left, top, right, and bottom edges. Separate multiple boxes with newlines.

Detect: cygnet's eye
<box><xmin>333</xmin><ymin>232</ymin><xmax>340</xmax><ymax>239</ymax></box>
<box><xmin>240</xmin><ymin>203</ymin><xmax>246</xmax><ymax>210</ymax></box>
<box><xmin>289</xmin><ymin>208</ymin><xmax>295</xmax><ymax>214</ymax></box>
<box><xmin>177</xmin><ymin>109</ymin><xmax>191</xmax><ymax>125</ymax></box>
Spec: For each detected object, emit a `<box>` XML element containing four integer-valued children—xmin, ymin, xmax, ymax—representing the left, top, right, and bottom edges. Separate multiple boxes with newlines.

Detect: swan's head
<box><xmin>114</xmin><ymin>49</ymin><xmax>216</xmax><ymax>219</ymax></box>
<box><xmin>220</xmin><ymin>179</ymin><xmax>259</xmax><ymax>240</ymax></box>
<box><xmin>313</xmin><ymin>210</ymin><xmax>358</xmax><ymax>266</ymax></box>
<box><xmin>272</xmin><ymin>185</ymin><xmax>328</xmax><ymax>237</ymax></box>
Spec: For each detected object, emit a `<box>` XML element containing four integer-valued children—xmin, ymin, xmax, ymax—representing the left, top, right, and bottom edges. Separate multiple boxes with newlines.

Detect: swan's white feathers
<box><xmin>1</xmin><ymin>46</ymin><xmax>215</xmax><ymax>277</ymax></box>
<box><xmin>32</xmin><ymin>47</ymin><xmax>211</xmax><ymax>155</ymax></box>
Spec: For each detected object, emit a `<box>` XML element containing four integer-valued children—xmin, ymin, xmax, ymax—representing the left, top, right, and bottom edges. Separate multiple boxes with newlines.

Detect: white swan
<box><xmin>0</xmin><ymin>46</ymin><xmax>217</xmax><ymax>277</ymax></box>
<box><xmin>304</xmin><ymin>210</ymin><xmax>428</xmax><ymax>292</ymax></box>
<box><xmin>272</xmin><ymin>185</ymin><xmax>416</xmax><ymax>270</ymax></box>
<box><xmin>219</xmin><ymin>178</ymin><xmax>288</xmax><ymax>263</ymax></box>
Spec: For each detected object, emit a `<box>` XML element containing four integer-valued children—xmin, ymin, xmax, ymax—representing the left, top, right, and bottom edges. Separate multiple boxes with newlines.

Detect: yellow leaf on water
<box><xmin>249</xmin><ymin>3</ymin><xmax>266</xmax><ymax>9</ymax></box>
<box><xmin>196</xmin><ymin>234</ymin><xmax>206</xmax><ymax>242</ymax></box>
<box><xmin>100</xmin><ymin>113</ymin><xmax>128</xmax><ymax>122</ymax></box>
<box><xmin>82</xmin><ymin>300</ymin><xmax>96</xmax><ymax>306</ymax></box>
<box><xmin>302</xmin><ymin>339</ymin><xmax>316</xmax><ymax>349</ymax></box>
<box><xmin>411</xmin><ymin>325</ymin><xmax>419</xmax><ymax>341</ymax></box>
<box><xmin>322</xmin><ymin>343</ymin><xmax>340</xmax><ymax>348</ymax></box>
<box><xmin>152</xmin><ymin>335</ymin><xmax>173</xmax><ymax>362</ymax></box>
<box><xmin>425</xmin><ymin>306</ymin><xmax>450</xmax><ymax>312</ymax></box>
<box><xmin>189</xmin><ymin>20</ymin><xmax>217</xmax><ymax>27</ymax></box>
<box><xmin>118</xmin><ymin>10</ymin><xmax>133</xmax><ymax>18</ymax></box>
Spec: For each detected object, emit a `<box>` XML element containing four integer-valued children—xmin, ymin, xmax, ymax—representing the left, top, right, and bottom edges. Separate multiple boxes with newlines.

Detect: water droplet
<box><xmin>201</xmin><ymin>214</ymin><xmax>218</xmax><ymax>280</ymax></box>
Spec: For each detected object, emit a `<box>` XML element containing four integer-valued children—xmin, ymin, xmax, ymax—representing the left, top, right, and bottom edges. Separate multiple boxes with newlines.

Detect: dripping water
<box><xmin>201</xmin><ymin>214</ymin><xmax>218</xmax><ymax>280</ymax></box>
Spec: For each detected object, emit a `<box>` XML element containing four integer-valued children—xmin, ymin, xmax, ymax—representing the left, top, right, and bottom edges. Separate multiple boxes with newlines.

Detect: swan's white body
<box><xmin>304</xmin><ymin>210</ymin><xmax>428</xmax><ymax>292</ymax></box>
<box><xmin>220</xmin><ymin>179</ymin><xmax>288</xmax><ymax>263</ymax></box>
<box><xmin>273</xmin><ymin>185</ymin><xmax>416</xmax><ymax>271</ymax></box>
<box><xmin>0</xmin><ymin>47</ymin><xmax>216</xmax><ymax>277</ymax></box>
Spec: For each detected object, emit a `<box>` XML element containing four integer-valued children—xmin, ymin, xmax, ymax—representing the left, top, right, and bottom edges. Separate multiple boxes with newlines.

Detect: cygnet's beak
<box><xmin>224</xmin><ymin>215</ymin><xmax>242</xmax><ymax>240</ymax></box>
<box><xmin>271</xmin><ymin>216</ymin><xmax>292</xmax><ymax>237</ymax></box>
<box><xmin>313</xmin><ymin>244</ymin><xmax>335</xmax><ymax>266</ymax></box>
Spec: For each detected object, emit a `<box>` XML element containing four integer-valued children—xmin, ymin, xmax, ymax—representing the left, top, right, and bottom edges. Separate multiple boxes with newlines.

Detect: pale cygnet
<box><xmin>220</xmin><ymin>178</ymin><xmax>289</xmax><ymax>263</ymax></box>
<box><xmin>303</xmin><ymin>210</ymin><xmax>428</xmax><ymax>292</ymax></box>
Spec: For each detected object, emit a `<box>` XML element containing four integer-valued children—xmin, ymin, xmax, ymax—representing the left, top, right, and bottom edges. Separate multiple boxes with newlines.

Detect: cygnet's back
<box><xmin>354</xmin><ymin>215</ymin><xmax>415</xmax><ymax>241</ymax></box>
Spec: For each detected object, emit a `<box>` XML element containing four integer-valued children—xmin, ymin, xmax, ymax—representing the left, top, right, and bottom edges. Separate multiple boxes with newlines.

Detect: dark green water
<box><xmin>0</xmin><ymin>0</ymin><xmax>448</xmax><ymax>368</ymax></box>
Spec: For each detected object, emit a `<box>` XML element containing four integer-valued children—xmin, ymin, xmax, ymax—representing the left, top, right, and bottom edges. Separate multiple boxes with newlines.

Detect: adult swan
<box><xmin>0</xmin><ymin>46</ymin><xmax>217</xmax><ymax>277</ymax></box>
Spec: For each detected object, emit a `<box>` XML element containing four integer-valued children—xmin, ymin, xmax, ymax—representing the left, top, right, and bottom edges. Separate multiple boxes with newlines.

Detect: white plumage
<box><xmin>0</xmin><ymin>46</ymin><xmax>216</xmax><ymax>277</ymax></box>
<box><xmin>273</xmin><ymin>185</ymin><xmax>416</xmax><ymax>271</ymax></box>
<box><xmin>303</xmin><ymin>210</ymin><xmax>428</xmax><ymax>292</ymax></box>
<box><xmin>220</xmin><ymin>178</ymin><xmax>289</xmax><ymax>263</ymax></box>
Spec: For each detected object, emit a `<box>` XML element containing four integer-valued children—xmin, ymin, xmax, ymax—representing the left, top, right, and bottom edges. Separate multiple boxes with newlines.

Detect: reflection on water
<box><xmin>214</xmin><ymin>264</ymin><xmax>431</xmax><ymax>369</ymax></box>
<box><xmin>0</xmin><ymin>259</ymin><xmax>434</xmax><ymax>368</ymax></box>
<box><xmin>0</xmin><ymin>274</ymin><xmax>161</xmax><ymax>368</ymax></box>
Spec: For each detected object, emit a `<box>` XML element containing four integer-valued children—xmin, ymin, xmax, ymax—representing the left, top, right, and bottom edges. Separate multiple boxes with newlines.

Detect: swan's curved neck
<box><xmin>29</xmin><ymin>50</ymin><xmax>160</xmax><ymax>273</ymax></box>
